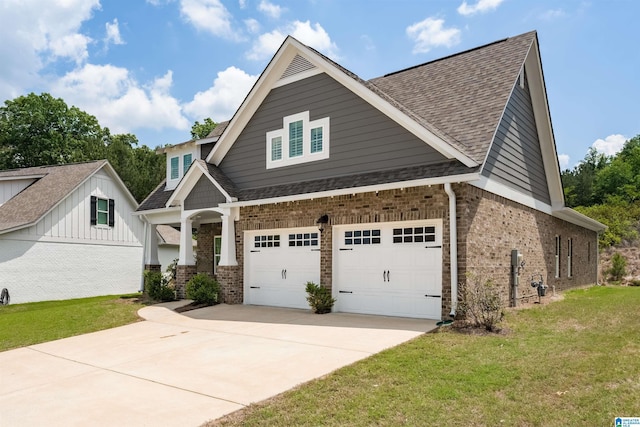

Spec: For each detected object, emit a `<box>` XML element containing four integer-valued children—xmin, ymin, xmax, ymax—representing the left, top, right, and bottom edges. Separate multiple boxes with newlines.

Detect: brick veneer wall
<box><xmin>205</xmin><ymin>183</ymin><xmax>597</xmax><ymax>317</ymax></box>
<box><xmin>457</xmin><ymin>184</ymin><xmax>598</xmax><ymax>305</ymax></box>
<box><xmin>144</xmin><ymin>264</ymin><xmax>161</xmax><ymax>273</ymax></box>
<box><xmin>175</xmin><ymin>265</ymin><xmax>197</xmax><ymax>299</ymax></box>
<box><xmin>240</xmin><ymin>186</ymin><xmax>452</xmax><ymax>316</ymax></box>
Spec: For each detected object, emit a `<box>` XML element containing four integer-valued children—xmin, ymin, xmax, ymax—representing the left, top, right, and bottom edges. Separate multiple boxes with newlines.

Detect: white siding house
<box><xmin>0</xmin><ymin>161</ymin><xmax>146</xmax><ymax>303</ymax></box>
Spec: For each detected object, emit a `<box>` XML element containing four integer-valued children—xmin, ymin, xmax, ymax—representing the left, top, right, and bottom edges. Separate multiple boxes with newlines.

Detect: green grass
<box><xmin>212</xmin><ymin>286</ymin><xmax>640</xmax><ymax>427</ymax></box>
<box><xmin>0</xmin><ymin>294</ymin><xmax>146</xmax><ymax>352</ymax></box>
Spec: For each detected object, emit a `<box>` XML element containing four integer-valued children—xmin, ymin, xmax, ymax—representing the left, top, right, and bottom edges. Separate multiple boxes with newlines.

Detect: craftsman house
<box><xmin>0</xmin><ymin>160</ymin><xmax>145</xmax><ymax>303</ymax></box>
<box><xmin>136</xmin><ymin>31</ymin><xmax>604</xmax><ymax>319</ymax></box>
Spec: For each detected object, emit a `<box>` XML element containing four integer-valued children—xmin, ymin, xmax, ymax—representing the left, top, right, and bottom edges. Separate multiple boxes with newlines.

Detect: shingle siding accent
<box><xmin>184</xmin><ymin>175</ymin><xmax>227</xmax><ymax>210</ymax></box>
<box><xmin>482</xmin><ymin>78</ymin><xmax>551</xmax><ymax>204</ymax></box>
<box><xmin>219</xmin><ymin>72</ymin><xmax>449</xmax><ymax>190</ymax></box>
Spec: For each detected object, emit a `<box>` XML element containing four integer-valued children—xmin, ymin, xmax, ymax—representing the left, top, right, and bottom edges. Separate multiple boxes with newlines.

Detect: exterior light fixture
<box><xmin>316</xmin><ymin>214</ymin><xmax>329</xmax><ymax>232</ymax></box>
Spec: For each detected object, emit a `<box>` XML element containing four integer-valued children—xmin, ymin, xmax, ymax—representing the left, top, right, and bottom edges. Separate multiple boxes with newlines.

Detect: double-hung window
<box><xmin>170</xmin><ymin>156</ymin><xmax>179</xmax><ymax>180</ymax></box>
<box><xmin>90</xmin><ymin>196</ymin><xmax>115</xmax><ymax>227</ymax></box>
<box><xmin>555</xmin><ymin>235</ymin><xmax>561</xmax><ymax>278</ymax></box>
<box><xmin>266</xmin><ymin>111</ymin><xmax>330</xmax><ymax>169</ymax></box>
<box><xmin>567</xmin><ymin>238</ymin><xmax>573</xmax><ymax>278</ymax></box>
<box><xmin>183</xmin><ymin>153</ymin><xmax>192</xmax><ymax>174</ymax></box>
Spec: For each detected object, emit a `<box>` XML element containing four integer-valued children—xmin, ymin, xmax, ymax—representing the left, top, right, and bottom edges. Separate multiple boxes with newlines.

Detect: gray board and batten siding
<box><xmin>218</xmin><ymin>72</ymin><xmax>449</xmax><ymax>190</ymax></box>
<box><xmin>482</xmin><ymin>76</ymin><xmax>552</xmax><ymax>205</ymax></box>
<box><xmin>184</xmin><ymin>175</ymin><xmax>227</xmax><ymax>210</ymax></box>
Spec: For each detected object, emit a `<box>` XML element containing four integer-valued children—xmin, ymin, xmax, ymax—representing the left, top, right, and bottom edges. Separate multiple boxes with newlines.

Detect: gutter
<box><xmin>444</xmin><ymin>183</ymin><xmax>458</xmax><ymax>318</ymax></box>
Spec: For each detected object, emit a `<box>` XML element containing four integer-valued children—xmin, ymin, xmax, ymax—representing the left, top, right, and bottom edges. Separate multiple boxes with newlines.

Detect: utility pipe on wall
<box><xmin>444</xmin><ymin>183</ymin><xmax>458</xmax><ymax>318</ymax></box>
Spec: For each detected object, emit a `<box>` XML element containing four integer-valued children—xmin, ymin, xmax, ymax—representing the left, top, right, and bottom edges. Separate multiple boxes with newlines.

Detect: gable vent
<box><xmin>280</xmin><ymin>54</ymin><xmax>316</xmax><ymax>80</ymax></box>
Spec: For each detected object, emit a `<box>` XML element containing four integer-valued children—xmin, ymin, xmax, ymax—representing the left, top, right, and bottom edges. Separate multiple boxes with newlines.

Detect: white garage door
<box><xmin>244</xmin><ymin>227</ymin><xmax>320</xmax><ymax>310</ymax></box>
<box><xmin>333</xmin><ymin>220</ymin><xmax>442</xmax><ymax>319</ymax></box>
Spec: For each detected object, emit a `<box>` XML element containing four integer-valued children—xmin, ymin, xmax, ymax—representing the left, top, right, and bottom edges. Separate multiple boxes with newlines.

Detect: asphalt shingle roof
<box><xmin>0</xmin><ymin>160</ymin><xmax>107</xmax><ymax>233</ymax></box>
<box><xmin>369</xmin><ymin>31</ymin><xmax>536</xmax><ymax>163</ymax></box>
<box><xmin>137</xmin><ymin>179</ymin><xmax>173</xmax><ymax>211</ymax></box>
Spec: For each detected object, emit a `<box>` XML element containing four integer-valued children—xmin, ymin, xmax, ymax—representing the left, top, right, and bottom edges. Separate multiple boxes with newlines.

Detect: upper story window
<box><xmin>183</xmin><ymin>153</ymin><xmax>193</xmax><ymax>173</ymax></box>
<box><xmin>266</xmin><ymin>111</ymin><xmax>330</xmax><ymax>169</ymax></box>
<box><xmin>170</xmin><ymin>156</ymin><xmax>179</xmax><ymax>180</ymax></box>
<box><xmin>90</xmin><ymin>196</ymin><xmax>114</xmax><ymax>227</ymax></box>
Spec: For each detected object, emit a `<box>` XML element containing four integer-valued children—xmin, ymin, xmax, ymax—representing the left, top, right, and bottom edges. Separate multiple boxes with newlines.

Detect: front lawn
<box><xmin>0</xmin><ymin>294</ymin><xmax>145</xmax><ymax>352</ymax></box>
<box><xmin>211</xmin><ymin>286</ymin><xmax>640</xmax><ymax>426</ymax></box>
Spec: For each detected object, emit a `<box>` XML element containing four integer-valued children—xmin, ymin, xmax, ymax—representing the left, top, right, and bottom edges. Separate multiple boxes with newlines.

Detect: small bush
<box><xmin>608</xmin><ymin>252</ymin><xmax>627</xmax><ymax>281</ymax></box>
<box><xmin>458</xmin><ymin>273</ymin><xmax>504</xmax><ymax>332</ymax></box>
<box><xmin>629</xmin><ymin>279</ymin><xmax>640</xmax><ymax>287</ymax></box>
<box><xmin>186</xmin><ymin>273</ymin><xmax>220</xmax><ymax>305</ymax></box>
<box><xmin>305</xmin><ymin>282</ymin><xmax>336</xmax><ymax>314</ymax></box>
<box><xmin>144</xmin><ymin>270</ymin><xmax>175</xmax><ymax>302</ymax></box>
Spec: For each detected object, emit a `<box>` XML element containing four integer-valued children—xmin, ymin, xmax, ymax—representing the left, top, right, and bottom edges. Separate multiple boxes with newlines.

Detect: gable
<box><xmin>184</xmin><ymin>175</ymin><xmax>227</xmax><ymax>210</ymax></box>
<box><xmin>482</xmin><ymin>75</ymin><xmax>551</xmax><ymax>204</ymax></box>
<box><xmin>219</xmin><ymin>72</ymin><xmax>449</xmax><ymax>190</ymax></box>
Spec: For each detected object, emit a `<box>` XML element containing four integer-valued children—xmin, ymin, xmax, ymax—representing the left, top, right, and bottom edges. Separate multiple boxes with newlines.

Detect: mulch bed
<box><xmin>174</xmin><ymin>302</ymin><xmax>212</xmax><ymax>313</ymax></box>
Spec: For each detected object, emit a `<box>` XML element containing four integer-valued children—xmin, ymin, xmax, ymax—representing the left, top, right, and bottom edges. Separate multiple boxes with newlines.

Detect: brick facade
<box><xmin>175</xmin><ymin>265</ymin><xmax>197</xmax><ymax>299</ymax></box>
<box><xmin>144</xmin><ymin>264</ymin><xmax>161</xmax><ymax>273</ymax></box>
<box><xmin>197</xmin><ymin>183</ymin><xmax>598</xmax><ymax>318</ymax></box>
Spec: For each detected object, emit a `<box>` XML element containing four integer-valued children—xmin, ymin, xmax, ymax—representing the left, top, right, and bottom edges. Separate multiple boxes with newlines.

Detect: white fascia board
<box><xmin>525</xmin><ymin>38</ymin><xmax>565</xmax><ymax>207</ymax></box>
<box><xmin>0</xmin><ymin>174</ymin><xmax>44</xmax><ymax>181</ymax></box>
<box><xmin>552</xmin><ymin>208</ymin><xmax>607</xmax><ymax>232</ymax></box>
<box><xmin>207</xmin><ymin>37</ymin><xmax>478</xmax><ymax>168</ymax></box>
<box><xmin>219</xmin><ymin>173</ymin><xmax>480</xmax><ymax>208</ymax></box>
<box><xmin>196</xmin><ymin>136</ymin><xmax>219</xmax><ymax>145</ymax></box>
<box><xmin>133</xmin><ymin>207</ymin><xmax>181</xmax><ymax>224</ymax></box>
<box><xmin>471</xmin><ymin>175</ymin><xmax>553</xmax><ymax>214</ymax></box>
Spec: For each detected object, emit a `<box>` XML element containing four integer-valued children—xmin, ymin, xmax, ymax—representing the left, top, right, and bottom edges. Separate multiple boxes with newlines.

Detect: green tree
<box><xmin>0</xmin><ymin>93</ymin><xmax>106</xmax><ymax>169</ymax></box>
<box><xmin>562</xmin><ymin>147</ymin><xmax>609</xmax><ymax>207</ymax></box>
<box><xmin>190</xmin><ymin>118</ymin><xmax>217</xmax><ymax>140</ymax></box>
<box><xmin>594</xmin><ymin>135</ymin><xmax>640</xmax><ymax>202</ymax></box>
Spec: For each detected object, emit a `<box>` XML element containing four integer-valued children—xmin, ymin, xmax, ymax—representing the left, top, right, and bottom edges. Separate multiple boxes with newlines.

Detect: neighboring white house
<box><xmin>156</xmin><ymin>224</ymin><xmax>196</xmax><ymax>272</ymax></box>
<box><xmin>0</xmin><ymin>160</ymin><xmax>146</xmax><ymax>304</ymax></box>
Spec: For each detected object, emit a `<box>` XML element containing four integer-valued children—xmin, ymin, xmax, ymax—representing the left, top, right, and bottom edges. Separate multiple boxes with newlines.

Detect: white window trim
<box><xmin>214</xmin><ymin>235</ymin><xmax>222</xmax><ymax>274</ymax></box>
<box><xmin>266</xmin><ymin>111</ymin><xmax>330</xmax><ymax>169</ymax></box>
<box><xmin>170</xmin><ymin>156</ymin><xmax>179</xmax><ymax>180</ymax></box>
<box><xmin>567</xmin><ymin>237</ymin><xmax>573</xmax><ymax>278</ymax></box>
<box><xmin>555</xmin><ymin>235</ymin><xmax>561</xmax><ymax>278</ymax></box>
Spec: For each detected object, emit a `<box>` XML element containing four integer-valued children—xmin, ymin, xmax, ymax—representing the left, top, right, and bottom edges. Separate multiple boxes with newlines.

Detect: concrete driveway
<box><xmin>0</xmin><ymin>302</ymin><xmax>437</xmax><ymax>426</ymax></box>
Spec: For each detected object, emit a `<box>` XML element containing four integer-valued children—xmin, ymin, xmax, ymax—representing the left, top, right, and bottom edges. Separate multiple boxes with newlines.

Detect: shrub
<box><xmin>186</xmin><ymin>273</ymin><xmax>220</xmax><ymax>305</ymax></box>
<box><xmin>305</xmin><ymin>282</ymin><xmax>336</xmax><ymax>314</ymax></box>
<box><xmin>144</xmin><ymin>270</ymin><xmax>175</xmax><ymax>302</ymax></box>
<box><xmin>458</xmin><ymin>273</ymin><xmax>504</xmax><ymax>332</ymax></box>
<box><xmin>608</xmin><ymin>252</ymin><xmax>627</xmax><ymax>281</ymax></box>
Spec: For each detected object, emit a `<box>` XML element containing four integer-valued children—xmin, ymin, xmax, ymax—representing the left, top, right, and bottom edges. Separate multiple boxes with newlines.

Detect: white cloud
<box><xmin>105</xmin><ymin>18</ymin><xmax>125</xmax><ymax>45</ymax></box>
<box><xmin>246</xmin><ymin>20</ymin><xmax>338</xmax><ymax>61</ymax></box>
<box><xmin>457</xmin><ymin>0</ymin><xmax>505</xmax><ymax>16</ymax></box>
<box><xmin>592</xmin><ymin>134</ymin><xmax>627</xmax><ymax>156</ymax></box>
<box><xmin>0</xmin><ymin>0</ymin><xmax>100</xmax><ymax>101</ymax></box>
<box><xmin>48</xmin><ymin>33</ymin><xmax>92</xmax><ymax>64</ymax></box>
<box><xmin>245</xmin><ymin>18</ymin><xmax>260</xmax><ymax>34</ymax></box>
<box><xmin>540</xmin><ymin>9</ymin><xmax>565</xmax><ymax>20</ymax></box>
<box><xmin>258</xmin><ymin>0</ymin><xmax>284</xmax><ymax>19</ymax></box>
<box><xmin>183</xmin><ymin>66</ymin><xmax>258</xmax><ymax>122</ymax></box>
<box><xmin>558</xmin><ymin>154</ymin><xmax>570</xmax><ymax>170</ymax></box>
<box><xmin>179</xmin><ymin>0</ymin><xmax>242</xmax><ymax>41</ymax></box>
<box><xmin>406</xmin><ymin>17</ymin><xmax>461</xmax><ymax>54</ymax></box>
<box><xmin>52</xmin><ymin>64</ymin><xmax>190</xmax><ymax>133</ymax></box>
<box><xmin>239</xmin><ymin>0</ymin><xmax>247</xmax><ymax>8</ymax></box>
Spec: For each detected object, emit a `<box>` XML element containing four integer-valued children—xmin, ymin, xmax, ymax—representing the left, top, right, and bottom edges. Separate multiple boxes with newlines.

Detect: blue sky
<box><xmin>0</xmin><ymin>0</ymin><xmax>638</xmax><ymax>170</ymax></box>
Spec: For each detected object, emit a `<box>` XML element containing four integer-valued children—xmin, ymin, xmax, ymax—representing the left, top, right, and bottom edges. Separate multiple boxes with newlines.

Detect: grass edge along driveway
<box><xmin>0</xmin><ymin>294</ymin><xmax>145</xmax><ymax>352</ymax></box>
<box><xmin>211</xmin><ymin>286</ymin><xmax>640</xmax><ymax>427</ymax></box>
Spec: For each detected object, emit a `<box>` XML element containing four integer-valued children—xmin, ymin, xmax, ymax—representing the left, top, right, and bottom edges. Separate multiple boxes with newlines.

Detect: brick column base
<box><xmin>216</xmin><ymin>265</ymin><xmax>243</xmax><ymax>304</ymax></box>
<box><xmin>176</xmin><ymin>265</ymin><xmax>198</xmax><ymax>299</ymax></box>
<box><xmin>144</xmin><ymin>264</ymin><xmax>162</xmax><ymax>273</ymax></box>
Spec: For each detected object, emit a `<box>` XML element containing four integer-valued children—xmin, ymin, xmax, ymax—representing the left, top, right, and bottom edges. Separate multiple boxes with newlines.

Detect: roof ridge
<box><xmin>376</xmin><ymin>30</ymin><xmax>536</xmax><ymax>79</ymax></box>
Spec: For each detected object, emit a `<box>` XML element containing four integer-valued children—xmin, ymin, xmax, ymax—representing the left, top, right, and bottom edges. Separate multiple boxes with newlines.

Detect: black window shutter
<box><xmin>90</xmin><ymin>196</ymin><xmax>97</xmax><ymax>225</ymax></box>
<box><xmin>108</xmin><ymin>199</ymin><xmax>115</xmax><ymax>227</ymax></box>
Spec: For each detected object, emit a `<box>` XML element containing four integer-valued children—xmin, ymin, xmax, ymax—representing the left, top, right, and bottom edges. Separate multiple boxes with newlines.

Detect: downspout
<box><xmin>444</xmin><ymin>183</ymin><xmax>458</xmax><ymax>318</ymax></box>
<box><xmin>140</xmin><ymin>217</ymin><xmax>149</xmax><ymax>292</ymax></box>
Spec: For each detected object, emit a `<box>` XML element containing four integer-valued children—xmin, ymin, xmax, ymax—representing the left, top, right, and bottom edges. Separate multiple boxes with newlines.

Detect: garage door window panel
<box><xmin>289</xmin><ymin>233</ymin><xmax>319</xmax><ymax>247</ymax></box>
<box><xmin>344</xmin><ymin>229</ymin><xmax>381</xmax><ymax>245</ymax></box>
<box><xmin>255</xmin><ymin>234</ymin><xmax>280</xmax><ymax>248</ymax></box>
<box><xmin>393</xmin><ymin>227</ymin><xmax>436</xmax><ymax>244</ymax></box>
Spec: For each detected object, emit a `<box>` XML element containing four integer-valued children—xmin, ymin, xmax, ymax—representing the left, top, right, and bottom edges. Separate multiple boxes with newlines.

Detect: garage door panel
<box><xmin>334</xmin><ymin>220</ymin><xmax>443</xmax><ymax>319</ymax></box>
<box><xmin>245</xmin><ymin>228</ymin><xmax>320</xmax><ymax>310</ymax></box>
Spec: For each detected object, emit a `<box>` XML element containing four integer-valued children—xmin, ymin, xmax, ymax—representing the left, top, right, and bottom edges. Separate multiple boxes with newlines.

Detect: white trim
<box><xmin>206</xmin><ymin>37</ymin><xmax>478</xmax><ymax>168</ymax></box>
<box><xmin>273</xmin><ymin>68</ymin><xmax>323</xmax><ymax>88</ymax></box>
<box><xmin>552</xmin><ymin>208</ymin><xmax>606</xmax><ymax>232</ymax></box>
<box><xmin>166</xmin><ymin>161</ymin><xmax>234</xmax><ymax>208</ymax></box>
<box><xmin>132</xmin><ymin>206</ymin><xmax>180</xmax><ymax>218</ymax></box>
<box><xmin>266</xmin><ymin>111</ymin><xmax>330</xmax><ymax>169</ymax></box>
<box><xmin>220</xmin><ymin>173</ymin><xmax>481</xmax><ymax>208</ymax></box>
<box><xmin>0</xmin><ymin>234</ymin><xmax>142</xmax><ymax>247</ymax></box>
<box><xmin>470</xmin><ymin>175</ymin><xmax>553</xmax><ymax>213</ymax></box>
<box><xmin>0</xmin><ymin>174</ymin><xmax>44</xmax><ymax>181</ymax></box>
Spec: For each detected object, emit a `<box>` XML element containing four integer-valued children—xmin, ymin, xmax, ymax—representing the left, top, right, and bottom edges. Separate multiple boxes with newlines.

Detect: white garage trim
<box><xmin>332</xmin><ymin>219</ymin><xmax>443</xmax><ymax>319</ymax></box>
<box><xmin>243</xmin><ymin>227</ymin><xmax>320</xmax><ymax>310</ymax></box>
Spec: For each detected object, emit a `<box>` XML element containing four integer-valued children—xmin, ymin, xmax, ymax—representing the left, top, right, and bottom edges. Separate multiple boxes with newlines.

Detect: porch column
<box><xmin>144</xmin><ymin>223</ymin><xmax>161</xmax><ymax>272</ymax></box>
<box><xmin>178</xmin><ymin>216</ymin><xmax>195</xmax><ymax>266</ymax></box>
<box><xmin>176</xmin><ymin>215</ymin><xmax>197</xmax><ymax>299</ymax></box>
<box><xmin>218</xmin><ymin>207</ymin><xmax>238</xmax><ymax>266</ymax></box>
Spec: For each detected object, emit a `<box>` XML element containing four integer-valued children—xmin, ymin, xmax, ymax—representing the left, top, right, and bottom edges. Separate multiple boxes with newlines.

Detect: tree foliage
<box><xmin>0</xmin><ymin>92</ymin><xmax>164</xmax><ymax>202</ymax></box>
<box><xmin>190</xmin><ymin>117</ymin><xmax>217</xmax><ymax>140</ymax></box>
<box><xmin>563</xmin><ymin>135</ymin><xmax>640</xmax><ymax>248</ymax></box>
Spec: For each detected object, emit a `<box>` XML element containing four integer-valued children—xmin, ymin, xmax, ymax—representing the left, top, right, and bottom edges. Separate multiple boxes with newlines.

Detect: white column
<box><xmin>145</xmin><ymin>223</ymin><xmax>160</xmax><ymax>265</ymax></box>
<box><xmin>178</xmin><ymin>216</ymin><xmax>195</xmax><ymax>265</ymax></box>
<box><xmin>218</xmin><ymin>207</ymin><xmax>238</xmax><ymax>266</ymax></box>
